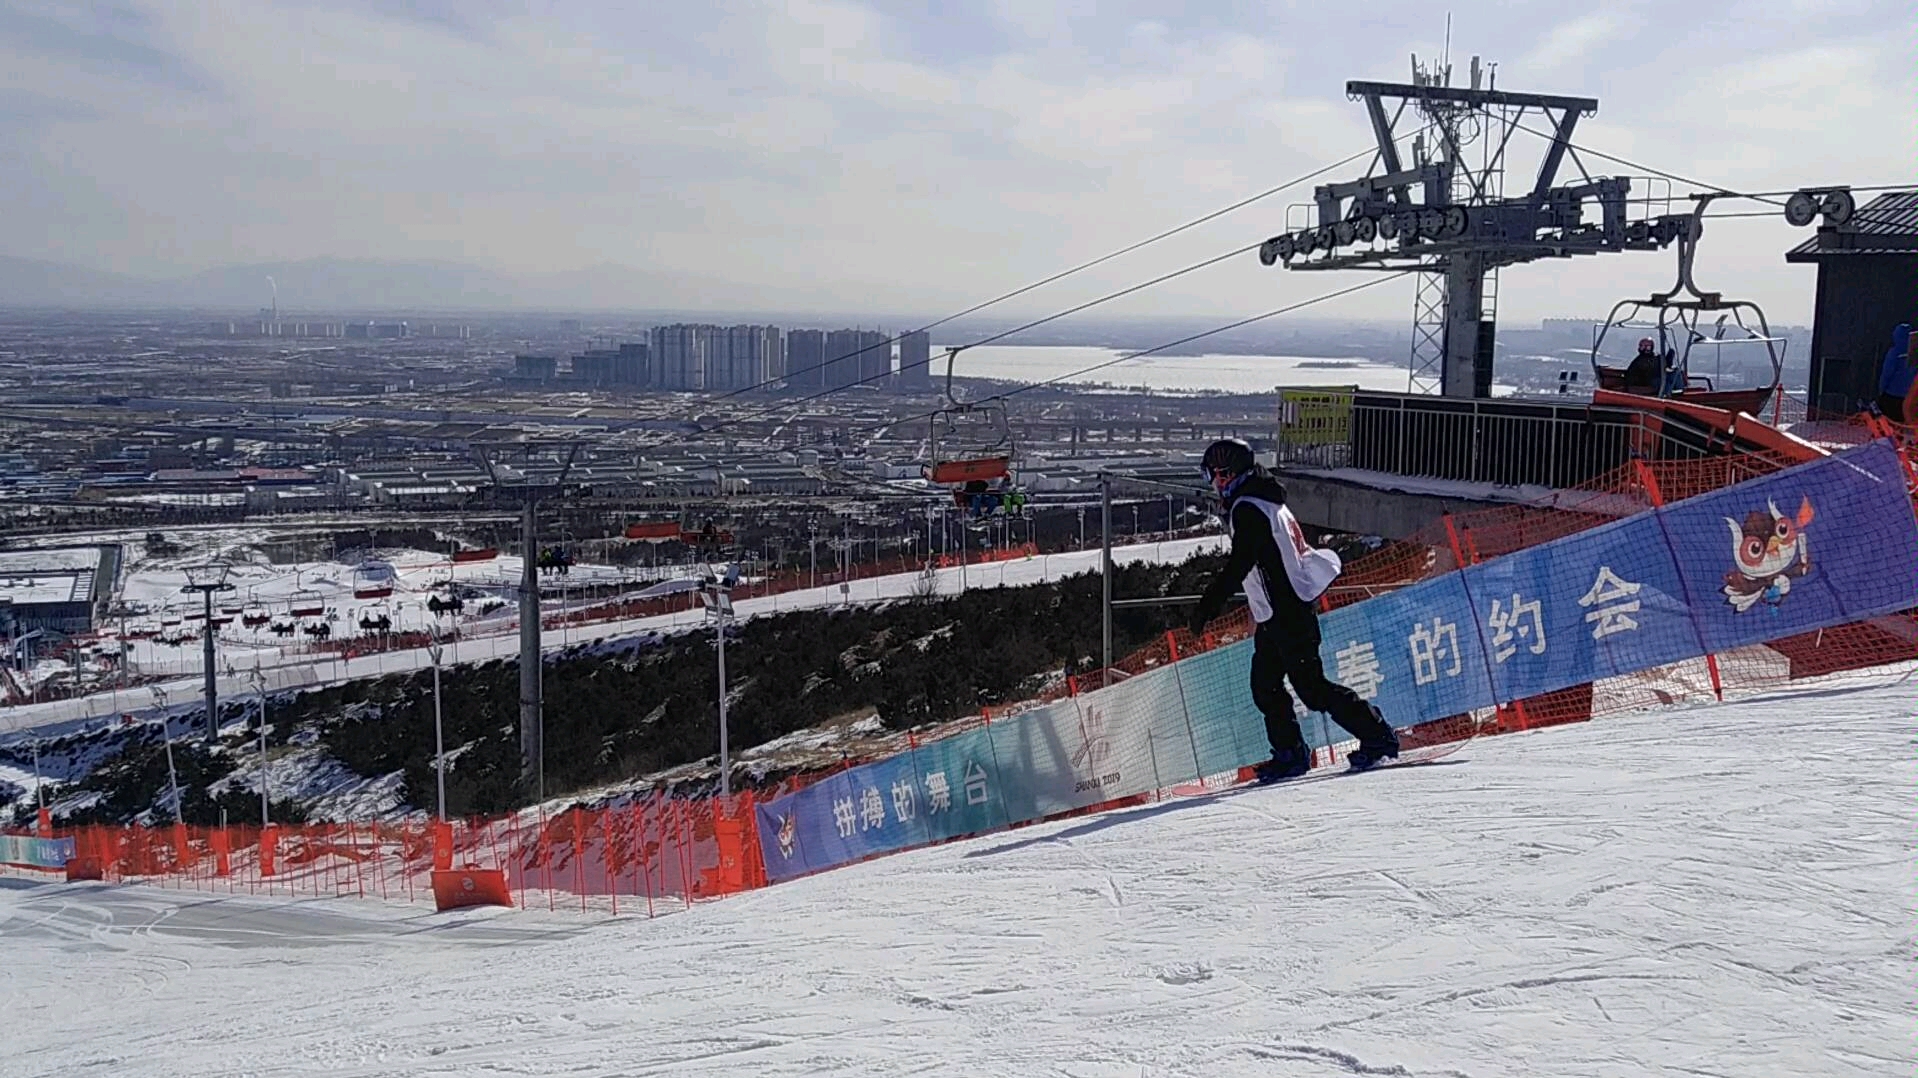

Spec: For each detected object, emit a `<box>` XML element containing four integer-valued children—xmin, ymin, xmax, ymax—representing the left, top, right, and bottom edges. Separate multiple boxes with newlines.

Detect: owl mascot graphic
<box><xmin>1722</xmin><ymin>497</ymin><xmax>1814</xmax><ymax>613</ymax></box>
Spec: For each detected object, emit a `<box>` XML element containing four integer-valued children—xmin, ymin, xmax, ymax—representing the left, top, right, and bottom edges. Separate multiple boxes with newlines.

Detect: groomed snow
<box><xmin>4</xmin><ymin>676</ymin><xmax>1909</xmax><ymax>1077</ymax></box>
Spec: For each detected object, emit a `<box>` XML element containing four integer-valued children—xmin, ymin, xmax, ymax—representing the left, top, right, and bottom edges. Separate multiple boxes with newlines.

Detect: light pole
<box><xmin>1101</xmin><ymin>473</ymin><xmax>1113</xmax><ymax>677</ymax></box>
<box><xmin>426</xmin><ymin>634</ymin><xmax>447</xmax><ymax>822</ymax></box>
<box><xmin>181</xmin><ymin>563</ymin><xmax>235</xmax><ymax>744</ymax></box>
<box><xmin>808</xmin><ymin>521</ymin><xmax>818</xmax><ymax>591</ymax></box>
<box><xmin>247</xmin><ymin>667</ymin><xmax>268</xmax><ymax>827</ymax></box>
<box><xmin>699</xmin><ymin>568</ymin><xmax>737</xmax><ymax>798</ymax></box>
<box><xmin>152</xmin><ymin>685</ymin><xmax>181</xmax><ymax>824</ymax></box>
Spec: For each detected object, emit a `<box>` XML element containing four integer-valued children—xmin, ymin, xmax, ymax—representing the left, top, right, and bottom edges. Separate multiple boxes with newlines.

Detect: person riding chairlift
<box><xmin>1623</xmin><ymin>337</ymin><xmax>1665</xmax><ymax>395</ymax></box>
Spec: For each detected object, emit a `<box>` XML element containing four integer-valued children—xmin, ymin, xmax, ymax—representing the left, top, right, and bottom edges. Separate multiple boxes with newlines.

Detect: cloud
<box><xmin>0</xmin><ymin>0</ymin><xmax>1909</xmax><ymax>326</ymax></box>
<box><xmin>1519</xmin><ymin>13</ymin><xmax>1629</xmax><ymax>71</ymax></box>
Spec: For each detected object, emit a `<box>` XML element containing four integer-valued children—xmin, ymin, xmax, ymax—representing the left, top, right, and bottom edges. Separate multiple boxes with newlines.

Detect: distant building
<box><xmin>704</xmin><ymin>328</ymin><xmax>742</xmax><ymax>391</ymax></box>
<box><xmin>756</xmin><ymin>325</ymin><xmax>787</xmax><ymax>381</ymax></box>
<box><xmin>823</xmin><ymin>328</ymin><xmax>889</xmax><ymax>391</ymax></box>
<box><xmin>345</xmin><ymin>322</ymin><xmax>409</xmax><ymax>339</ymax></box>
<box><xmin>513</xmin><ymin>355</ymin><xmax>560</xmax><ymax>382</ymax></box>
<box><xmin>706</xmin><ymin>325</ymin><xmax>782</xmax><ymax>390</ymax></box>
<box><xmin>571</xmin><ymin>342</ymin><xmax>652</xmax><ymax>387</ymax></box>
<box><xmin>651</xmin><ymin>324</ymin><xmax>710</xmax><ymax>390</ymax></box>
<box><xmin>898</xmin><ymin>330</ymin><xmax>932</xmax><ymax>388</ymax></box>
<box><xmin>0</xmin><ymin>546</ymin><xmax>115</xmax><ymax>635</ymax></box>
<box><xmin>786</xmin><ymin>329</ymin><xmax>826</xmax><ymax>389</ymax></box>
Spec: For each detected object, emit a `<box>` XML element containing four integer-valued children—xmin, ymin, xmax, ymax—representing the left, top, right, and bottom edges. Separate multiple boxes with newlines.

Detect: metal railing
<box><xmin>1270</xmin><ymin>387</ymin><xmax>1808</xmax><ymax>490</ymax></box>
<box><xmin>1276</xmin><ymin>390</ymin><xmax>1652</xmax><ymax>489</ymax></box>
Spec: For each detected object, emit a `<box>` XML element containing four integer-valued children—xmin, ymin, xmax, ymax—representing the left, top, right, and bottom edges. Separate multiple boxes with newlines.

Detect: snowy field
<box><xmin>2</xmin><ymin>537</ymin><xmax>1226</xmax><ymax>737</ymax></box>
<box><xmin>5</xmin><ymin>677</ymin><xmax>1910</xmax><ymax>1078</ymax></box>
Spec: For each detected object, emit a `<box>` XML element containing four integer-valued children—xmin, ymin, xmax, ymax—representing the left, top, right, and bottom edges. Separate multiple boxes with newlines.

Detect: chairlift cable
<box><xmin>1509</xmin><ymin>122</ymin><xmax>1790</xmax><ymax>207</ymax></box>
<box><xmin>689</xmin><ymin>272</ymin><xmax>1415</xmax><ymax>490</ymax></box>
<box><xmin>896</xmin><ymin>273</ymin><xmax>1417</xmax><ymax>448</ymax></box>
<box><xmin>696</xmin><ymin>145</ymin><xmax>1403</xmax><ymax>406</ymax></box>
<box><xmin>698</xmin><ymin>240</ymin><xmax>1265</xmax><ymax>436</ymax></box>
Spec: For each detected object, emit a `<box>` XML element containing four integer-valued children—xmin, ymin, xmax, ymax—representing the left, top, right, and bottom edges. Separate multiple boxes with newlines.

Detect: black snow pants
<box><xmin>1250</xmin><ymin>607</ymin><xmax>1394</xmax><ymax>757</ymax></box>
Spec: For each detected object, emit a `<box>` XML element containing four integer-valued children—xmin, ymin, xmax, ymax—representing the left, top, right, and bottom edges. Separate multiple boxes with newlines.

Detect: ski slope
<box><xmin>4</xmin><ymin>677</ymin><xmax>1909</xmax><ymax>1077</ymax></box>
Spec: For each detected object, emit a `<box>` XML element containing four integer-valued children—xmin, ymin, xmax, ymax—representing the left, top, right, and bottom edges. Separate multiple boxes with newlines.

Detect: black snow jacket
<box><xmin>1192</xmin><ymin>470</ymin><xmax>1313</xmax><ymax>631</ymax></box>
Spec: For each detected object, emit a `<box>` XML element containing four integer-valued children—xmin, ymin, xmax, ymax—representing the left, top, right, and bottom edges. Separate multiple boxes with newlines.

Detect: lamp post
<box><xmin>426</xmin><ymin>634</ymin><xmax>447</xmax><ymax>822</ymax></box>
<box><xmin>181</xmin><ymin>563</ymin><xmax>235</xmax><ymax>744</ymax></box>
<box><xmin>152</xmin><ymin>685</ymin><xmax>181</xmax><ymax>824</ymax></box>
<box><xmin>699</xmin><ymin>568</ymin><xmax>737</xmax><ymax>798</ymax></box>
<box><xmin>246</xmin><ymin>667</ymin><xmax>268</xmax><ymax>827</ymax></box>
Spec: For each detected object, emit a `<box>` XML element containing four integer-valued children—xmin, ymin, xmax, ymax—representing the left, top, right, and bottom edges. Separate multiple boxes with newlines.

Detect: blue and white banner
<box><xmin>0</xmin><ymin>833</ymin><xmax>76</xmax><ymax>869</ymax></box>
<box><xmin>756</xmin><ymin>440</ymin><xmax>1918</xmax><ymax>883</ymax></box>
<box><xmin>1659</xmin><ymin>442</ymin><xmax>1918</xmax><ymax>653</ymax></box>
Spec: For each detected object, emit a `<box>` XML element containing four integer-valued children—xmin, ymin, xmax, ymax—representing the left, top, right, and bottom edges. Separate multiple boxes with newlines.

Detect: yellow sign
<box><xmin>1277</xmin><ymin>386</ymin><xmax>1357</xmax><ymax>446</ymax></box>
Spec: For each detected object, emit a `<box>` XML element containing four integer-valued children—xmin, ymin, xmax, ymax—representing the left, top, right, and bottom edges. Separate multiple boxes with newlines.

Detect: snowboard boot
<box><xmin>1254</xmin><ymin>746</ymin><xmax>1312</xmax><ymax>784</ymax></box>
<box><xmin>1346</xmin><ymin>725</ymin><xmax>1400</xmax><ymax>772</ymax></box>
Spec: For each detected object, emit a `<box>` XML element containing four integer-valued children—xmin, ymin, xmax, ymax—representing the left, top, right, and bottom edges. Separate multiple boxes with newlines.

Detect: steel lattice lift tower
<box><xmin>1263</xmin><ymin>55</ymin><xmax>1676</xmax><ymax>398</ymax></box>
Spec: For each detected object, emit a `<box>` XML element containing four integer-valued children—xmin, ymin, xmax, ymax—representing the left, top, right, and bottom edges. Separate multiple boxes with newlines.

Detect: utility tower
<box><xmin>473</xmin><ymin>439</ymin><xmax>586</xmax><ymax>803</ymax></box>
<box><xmin>1263</xmin><ymin>56</ymin><xmax>1670</xmax><ymax>397</ymax></box>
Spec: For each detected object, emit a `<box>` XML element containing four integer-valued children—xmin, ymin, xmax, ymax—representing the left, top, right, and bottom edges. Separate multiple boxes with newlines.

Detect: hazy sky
<box><xmin>1</xmin><ymin>1</ymin><xmax>1911</xmax><ymax>323</ymax></box>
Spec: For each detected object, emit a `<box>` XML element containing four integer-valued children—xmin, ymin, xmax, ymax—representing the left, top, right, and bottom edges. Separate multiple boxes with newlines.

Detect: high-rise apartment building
<box><xmin>570</xmin><ymin>342</ymin><xmax>651</xmax><ymax>387</ymax></box>
<box><xmin>786</xmin><ymin>329</ymin><xmax>826</xmax><ymax>389</ymax></box>
<box><xmin>703</xmin><ymin>325</ymin><xmax>782</xmax><ymax>390</ymax></box>
<box><xmin>740</xmin><ymin>324</ymin><xmax>783</xmax><ymax>384</ymax></box>
<box><xmin>897</xmin><ymin>330</ymin><xmax>931</xmax><ymax>389</ymax></box>
<box><xmin>822</xmin><ymin>328</ymin><xmax>890</xmax><ymax>392</ymax></box>
<box><xmin>650</xmin><ymin>324</ymin><xmax>708</xmax><ymax>390</ymax></box>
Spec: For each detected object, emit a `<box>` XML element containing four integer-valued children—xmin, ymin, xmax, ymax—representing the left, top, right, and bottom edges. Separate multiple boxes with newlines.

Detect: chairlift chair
<box><xmin>351</xmin><ymin>560</ymin><xmax>395</xmax><ymax>600</ymax></box>
<box><xmin>677</xmin><ymin>511</ymin><xmax>735</xmax><ymax>556</ymax></box>
<box><xmin>289</xmin><ymin>589</ymin><xmax>325</xmax><ymax>618</ymax></box>
<box><xmin>623</xmin><ymin>520</ymin><xmax>681</xmax><ymax>543</ymax></box>
<box><xmin>922</xmin><ymin>346</ymin><xmax>1023</xmax><ymax>519</ymax></box>
<box><xmin>1589</xmin><ymin>194</ymin><xmax>1784</xmax><ymax>415</ymax></box>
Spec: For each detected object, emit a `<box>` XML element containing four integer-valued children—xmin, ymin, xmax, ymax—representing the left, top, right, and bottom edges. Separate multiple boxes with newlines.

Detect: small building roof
<box><xmin>1785</xmin><ymin>191</ymin><xmax>1918</xmax><ymax>262</ymax></box>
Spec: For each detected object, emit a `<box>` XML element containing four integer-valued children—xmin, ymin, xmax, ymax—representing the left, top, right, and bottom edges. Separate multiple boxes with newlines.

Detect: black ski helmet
<box><xmin>1201</xmin><ymin>437</ymin><xmax>1256</xmax><ymax>478</ymax></box>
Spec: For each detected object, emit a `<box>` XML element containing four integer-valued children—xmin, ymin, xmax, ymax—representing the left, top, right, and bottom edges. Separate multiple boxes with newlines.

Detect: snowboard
<box><xmin>1161</xmin><ymin>723</ymin><xmax>1476</xmax><ymax>803</ymax></box>
<box><xmin>1251</xmin><ymin>739</ymin><xmax>1469</xmax><ymax>788</ymax></box>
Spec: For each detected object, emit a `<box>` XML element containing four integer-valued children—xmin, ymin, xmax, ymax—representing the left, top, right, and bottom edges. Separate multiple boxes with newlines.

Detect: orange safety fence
<box><xmin>27</xmin><ymin>785</ymin><xmax>798</xmax><ymax>918</ymax></box>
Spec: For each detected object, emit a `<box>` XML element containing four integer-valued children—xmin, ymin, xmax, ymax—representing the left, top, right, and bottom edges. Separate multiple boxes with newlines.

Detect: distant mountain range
<box><xmin>0</xmin><ymin>255</ymin><xmax>762</xmax><ymax>313</ymax></box>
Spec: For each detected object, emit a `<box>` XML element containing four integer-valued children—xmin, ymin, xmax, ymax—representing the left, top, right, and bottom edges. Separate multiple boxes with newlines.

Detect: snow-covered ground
<box><xmin>5</xmin><ymin>676</ymin><xmax>1909</xmax><ymax>1077</ymax></box>
<box><xmin>1</xmin><ymin>537</ymin><xmax>1226</xmax><ymax>738</ymax></box>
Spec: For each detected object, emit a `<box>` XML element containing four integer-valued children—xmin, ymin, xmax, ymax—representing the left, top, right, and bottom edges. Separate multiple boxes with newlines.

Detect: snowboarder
<box><xmin>1187</xmin><ymin>438</ymin><xmax>1400</xmax><ymax>780</ymax></box>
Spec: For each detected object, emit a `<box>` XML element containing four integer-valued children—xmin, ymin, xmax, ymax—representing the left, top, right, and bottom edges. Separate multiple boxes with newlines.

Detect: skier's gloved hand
<box><xmin>1188</xmin><ymin>589</ymin><xmax>1223</xmax><ymax>638</ymax></box>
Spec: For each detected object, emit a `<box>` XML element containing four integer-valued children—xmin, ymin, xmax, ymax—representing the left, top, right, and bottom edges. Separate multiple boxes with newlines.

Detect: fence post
<box><xmin>600</xmin><ymin>808</ymin><xmax>619</xmax><ymax>917</ymax></box>
<box><xmin>1440</xmin><ymin>512</ymin><xmax>1510</xmax><ymax>734</ymax></box>
<box><xmin>1163</xmin><ymin>631</ymin><xmax>1205</xmax><ymax>784</ymax></box>
<box><xmin>1635</xmin><ymin>458</ymin><xmax>1724</xmax><ymax>702</ymax></box>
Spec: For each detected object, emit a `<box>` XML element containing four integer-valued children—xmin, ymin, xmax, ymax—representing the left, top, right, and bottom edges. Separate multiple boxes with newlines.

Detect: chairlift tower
<box><xmin>1265</xmin><ymin>56</ymin><xmax>1671</xmax><ymax>397</ymax></box>
<box><xmin>472</xmin><ymin>439</ymin><xmax>586</xmax><ymax>803</ymax></box>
